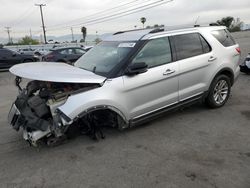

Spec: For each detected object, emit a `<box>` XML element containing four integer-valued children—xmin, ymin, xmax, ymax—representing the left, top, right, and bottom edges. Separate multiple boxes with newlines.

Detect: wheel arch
<box><xmin>75</xmin><ymin>105</ymin><xmax>129</xmax><ymax>129</ymax></box>
<box><xmin>211</xmin><ymin>67</ymin><xmax>235</xmax><ymax>87</ymax></box>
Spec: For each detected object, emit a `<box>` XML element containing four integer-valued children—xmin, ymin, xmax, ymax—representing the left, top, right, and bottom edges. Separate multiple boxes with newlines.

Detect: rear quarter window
<box><xmin>211</xmin><ymin>29</ymin><xmax>236</xmax><ymax>47</ymax></box>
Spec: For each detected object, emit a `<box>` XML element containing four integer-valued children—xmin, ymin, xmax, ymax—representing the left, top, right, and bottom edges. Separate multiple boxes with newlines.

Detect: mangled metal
<box><xmin>8</xmin><ymin>79</ymin><xmax>103</xmax><ymax>146</ymax></box>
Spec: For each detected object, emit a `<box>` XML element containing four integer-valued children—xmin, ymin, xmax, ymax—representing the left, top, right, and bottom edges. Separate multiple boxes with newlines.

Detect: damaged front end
<box><xmin>8</xmin><ymin>78</ymin><xmax>99</xmax><ymax>146</ymax></box>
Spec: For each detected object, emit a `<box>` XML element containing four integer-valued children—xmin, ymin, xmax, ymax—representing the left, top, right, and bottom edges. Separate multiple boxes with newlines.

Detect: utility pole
<box><xmin>35</xmin><ymin>4</ymin><xmax>47</xmax><ymax>44</ymax></box>
<box><xmin>5</xmin><ymin>27</ymin><xmax>11</xmax><ymax>44</ymax></box>
<box><xmin>30</xmin><ymin>28</ymin><xmax>32</xmax><ymax>38</ymax></box>
<box><xmin>71</xmin><ymin>27</ymin><xmax>74</xmax><ymax>42</ymax></box>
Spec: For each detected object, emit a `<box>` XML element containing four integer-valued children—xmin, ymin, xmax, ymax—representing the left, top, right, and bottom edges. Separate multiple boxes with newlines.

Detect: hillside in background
<box><xmin>0</xmin><ymin>33</ymin><xmax>112</xmax><ymax>44</ymax></box>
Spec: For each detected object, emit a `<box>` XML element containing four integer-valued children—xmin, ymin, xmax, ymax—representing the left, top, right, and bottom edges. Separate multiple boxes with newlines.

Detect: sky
<box><xmin>0</xmin><ymin>0</ymin><xmax>250</xmax><ymax>41</ymax></box>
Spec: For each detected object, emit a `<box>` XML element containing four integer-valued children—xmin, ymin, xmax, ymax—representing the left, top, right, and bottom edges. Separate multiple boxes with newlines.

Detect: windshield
<box><xmin>75</xmin><ymin>41</ymin><xmax>135</xmax><ymax>76</ymax></box>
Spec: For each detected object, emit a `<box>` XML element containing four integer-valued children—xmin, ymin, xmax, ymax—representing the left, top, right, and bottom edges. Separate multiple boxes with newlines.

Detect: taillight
<box><xmin>236</xmin><ymin>47</ymin><xmax>241</xmax><ymax>54</ymax></box>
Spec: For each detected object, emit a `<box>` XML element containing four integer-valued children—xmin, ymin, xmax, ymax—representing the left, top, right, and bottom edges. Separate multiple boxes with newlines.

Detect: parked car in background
<box><xmin>34</xmin><ymin>49</ymin><xmax>50</xmax><ymax>56</ymax></box>
<box><xmin>240</xmin><ymin>53</ymin><xmax>250</xmax><ymax>74</ymax></box>
<box><xmin>34</xmin><ymin>49</ymin><xmax>50</xmax><ymax>61</ymax></box>
<box><xmin>83</xmin><ymin>46</ymin><xmax>93</xmax><ymax>52</ymax></box>
<box><xmin>47</xmin><ymin>39</ymin><xmax>59</xmax><ymax>44</ymax></box>
<box><xmin>18</xmin><ymin>48</ymin><xmax>35</xmax><ymax>55</ymax></box>
<box><xmin>8</xmin><ymin>26</ymin><xmax>240</xmax><ymax>146</ymax></box>
<box><xmin>42</xmin><ymin>47</ymin><xmax>86</xmax><ymax>64</ymax></box>
<box><xmin>0</xmin><ymin>48</ymin><xmax>38</xmax><ymax>69</ymax></box>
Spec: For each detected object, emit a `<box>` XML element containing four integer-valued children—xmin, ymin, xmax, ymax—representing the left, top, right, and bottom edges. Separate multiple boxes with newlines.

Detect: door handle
<box><xmin>208</xmin><ymin>56</ymin><xmax>217</xmax><ymax>62</ymax></box>
<box><xmin>163</xmin><ymin>69</ymin><xmax>175</xmax><ymax>76</ymax></box>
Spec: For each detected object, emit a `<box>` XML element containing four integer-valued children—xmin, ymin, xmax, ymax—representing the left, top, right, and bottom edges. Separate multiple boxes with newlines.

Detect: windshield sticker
<box><xmin>118</xmin><ymin>43</ymin><xmax>136</xmax><ymax>48</ymax></box>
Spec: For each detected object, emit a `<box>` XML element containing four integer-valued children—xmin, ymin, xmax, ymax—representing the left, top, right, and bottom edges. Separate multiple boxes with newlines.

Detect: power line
<box><xmin>35</xmin><ymin>4</ymin><xmax>47</xmax><ymax>44</ymax></box>
<box><xmin>83</xmin><ymin>0</ymin><xmax>174</xmax><ymax>27</ymax></box>
<box><xmin>48</xmin><ymin>0</ymin><xmax>142</xmax><ymax>29</ymax></box>
<box><xmin>47</xmin><ymin>0</ymin><xmax>173</xmax><ymax>31</ymax></box>
<box><xmin>9</xmin><ymin>5</ymin><xmax>36</xmax><ymax>27</ymax></box>
<box><xmin>4</xmin><ymin>0</ymin><xmax>173</xmax><ymax>37</ymax></box>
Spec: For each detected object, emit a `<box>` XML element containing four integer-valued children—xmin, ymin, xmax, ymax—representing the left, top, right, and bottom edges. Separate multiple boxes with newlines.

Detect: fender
<box><xmin>208</xmin><ymin>66</ymin><xmax>234</xmax><ymax>89</ymax></box>
<box><xmin>57</xmin><ymin>82</ymin><xmax>129</xmax><ymax>124</ymax></box>
<box><xmin>76</xmin><ymin>105</ymin><xmax>128</xmax><ymax>124</ymax></box>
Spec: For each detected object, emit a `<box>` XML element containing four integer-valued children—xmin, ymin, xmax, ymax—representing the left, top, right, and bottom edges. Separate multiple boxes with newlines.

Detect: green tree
<box><xmin>18</xmin><ymin>36</ymin><xmax>39</xmax><ymax>45</ymax></box>
<box><xmin>217</xmin><ymin>16</ymin><xmax>234</xmax><ymax>28</ymax></box>
<box><xmin>216</xmin><ymin>17</ymin><xmax>243</xmax><ymax>32</ymax></box>
<box><xmin>140</xmin><ymin>17</ymin><xmax>146</xmax><ymax>28</ymax></box>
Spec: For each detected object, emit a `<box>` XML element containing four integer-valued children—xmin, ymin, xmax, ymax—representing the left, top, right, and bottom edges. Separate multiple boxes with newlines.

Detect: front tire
<box><xmin>206</xmin><ymin>75</ymin><xmax>231</xmax><ymax>108</ymax></box>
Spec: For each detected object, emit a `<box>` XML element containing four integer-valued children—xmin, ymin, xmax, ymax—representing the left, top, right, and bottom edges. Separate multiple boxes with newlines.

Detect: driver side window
<box><xmin>132</xmin><ymin>37</ymin><xmax>172</xmax><ymax>68</ymax></box>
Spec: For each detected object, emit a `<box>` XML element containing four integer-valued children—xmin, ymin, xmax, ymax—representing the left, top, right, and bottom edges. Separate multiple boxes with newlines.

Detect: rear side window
<box><xmin>174</xmin><ymin>33</ymin><xmax>210</xmax><ymax>60</ymax></box>
<box><xmin>211</xmin><ymin>29</ymin><xmax>236</xmax><ymax>47</ymax></box>
<box><xmin>60</xmin><ymin>49</ymin><xmax>74</xmax><ymax>55</ymax></box>
<box><xmin>74</xmin><ymin>48</ymin><xmax>86</xmax><ymax>55</ymax></box>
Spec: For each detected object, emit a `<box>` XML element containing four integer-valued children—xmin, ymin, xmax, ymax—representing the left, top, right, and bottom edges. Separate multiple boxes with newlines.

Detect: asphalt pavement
<box><xmin>0</xmin><ymin>34</ymin><xmax>250</xmax><ymax>188</ymax></box>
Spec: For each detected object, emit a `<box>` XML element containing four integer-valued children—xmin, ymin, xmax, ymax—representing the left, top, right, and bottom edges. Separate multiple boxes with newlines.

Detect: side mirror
<box><xmin>12</xmin><ymin>53</ymin><xmax>17</xmax><ymax>57</ymax></box>
<box><xmin>125</xmin><ymin>62</ymin><xmax>148</xmax><ymax>76</ymax></box>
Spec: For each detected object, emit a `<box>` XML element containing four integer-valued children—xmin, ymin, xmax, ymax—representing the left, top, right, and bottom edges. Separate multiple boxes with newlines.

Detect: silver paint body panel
<box><xmin>10</xmin><ymin>26</ymin><xmax>240</xmax><ymax>124</ymax></box>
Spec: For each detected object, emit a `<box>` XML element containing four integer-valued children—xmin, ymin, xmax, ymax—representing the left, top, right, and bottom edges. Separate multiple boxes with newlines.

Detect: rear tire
<box><xmin>205</xmin><ymin>74</ymin><xmax>231</xmax><ymax>108</ymax></box>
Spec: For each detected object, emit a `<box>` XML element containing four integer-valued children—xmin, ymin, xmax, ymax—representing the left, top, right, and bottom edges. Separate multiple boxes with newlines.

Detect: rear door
<box><xmin>172</xmin><ymin>33</ymin><xmax>213</xmax><ymax>101</ymax></box>
<box><xmin>122</xmin><ymin>37</ymin><xmax>179</xmax><ymax>119</ymax></box>
<box><xmin>59</xmin><ymin>49</ymin><xmax>74</xmax><ymax>62</ymax></box>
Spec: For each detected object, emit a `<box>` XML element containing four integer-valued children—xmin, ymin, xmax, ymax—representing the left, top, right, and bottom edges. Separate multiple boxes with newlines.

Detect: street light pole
<box><xmin>5</xmin><ymin>27</ymin><xmax>11</xmax><ymax>44</ymax></box>
<box><xmin>35</xmin><ymin>4</ymin><xmax>47</xmax><ymax>44</ymax></box>
<box><xmin>71</xmin><ymin>27</ymin><xmax>74</xmax><ymax>42</ymax></box>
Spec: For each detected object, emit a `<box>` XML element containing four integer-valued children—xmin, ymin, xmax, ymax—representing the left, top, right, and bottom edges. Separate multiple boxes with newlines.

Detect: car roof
<box><xmin>103</xmin><ymin>25</ymin><xmax>226</xmax><ymax>42</ymax></box>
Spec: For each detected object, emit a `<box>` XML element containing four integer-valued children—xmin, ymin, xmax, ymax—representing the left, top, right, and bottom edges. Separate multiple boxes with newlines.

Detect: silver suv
<box><xmin>8</xmin><ymin>26</ymin><xmax>240</xmax><ymax>146</ymax></box>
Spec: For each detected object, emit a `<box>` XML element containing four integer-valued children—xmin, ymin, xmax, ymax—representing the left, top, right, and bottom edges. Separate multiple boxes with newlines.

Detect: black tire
<box><xmin>205</xmin><ymin>74</ymin><xmax>231</xmax><ymax>108</ymax></box>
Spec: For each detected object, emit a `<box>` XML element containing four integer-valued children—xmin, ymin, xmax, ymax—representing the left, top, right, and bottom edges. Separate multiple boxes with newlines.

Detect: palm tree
<box><xmin>140</xmin><ymin>17</ymin><xmax>146</xmax><ymax>29</ymax></box>
<box><xmin>81</xmin><ymin>27</ymin><xmax>87</xmax><ymax>42</ymax></box>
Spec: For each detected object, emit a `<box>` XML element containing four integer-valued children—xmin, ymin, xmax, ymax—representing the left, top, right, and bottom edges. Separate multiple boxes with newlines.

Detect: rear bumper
<box><xmin>233</xmin><ymin>66</ymin><xmax>240</xmax><ymax>84</ymax></box>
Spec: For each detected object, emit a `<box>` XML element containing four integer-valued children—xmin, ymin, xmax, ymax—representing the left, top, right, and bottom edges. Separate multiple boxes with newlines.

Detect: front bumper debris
<box><xmin>8</xmin><ymin>90</ymin><xmax>54</xmax><ymax>146</ymax></box>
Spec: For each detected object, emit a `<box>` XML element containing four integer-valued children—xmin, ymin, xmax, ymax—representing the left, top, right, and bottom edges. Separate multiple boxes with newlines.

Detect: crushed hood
<box><xmin>9</xmin><ymin>62</ymin><xmax>106</xmax><ymax>84</ymax></box>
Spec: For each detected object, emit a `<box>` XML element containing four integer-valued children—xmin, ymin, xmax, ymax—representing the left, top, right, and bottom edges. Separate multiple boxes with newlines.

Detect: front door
<box><xmin>122</xmin><ymin>37</ymin><xmax>179</xmax><ymax>119</ymax></box>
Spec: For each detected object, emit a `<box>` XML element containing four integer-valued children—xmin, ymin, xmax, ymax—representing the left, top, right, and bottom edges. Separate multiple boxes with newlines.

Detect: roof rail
<box><xmin>113</xmin><ymin>27</ymin><xmax>165</xmax><ymax>36</ymax></box>
<box><xmin>113</xmin><ymin>28</ymin><xmax>147</xmax><ymax>35</ymax></box>
<box><xmin>112</xmin><ymin>24</ymin><xmax>223</xmax><ymax>37</ymax></box>
<box><xmin>209</xmin><ymin>23</ymin><xmax>220</xmax><ymax>26</ymax></box>
<box><xmin>149</xmin><ymin>27</ymin><xmax>165</xmax><ymax>33</ymax></box>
